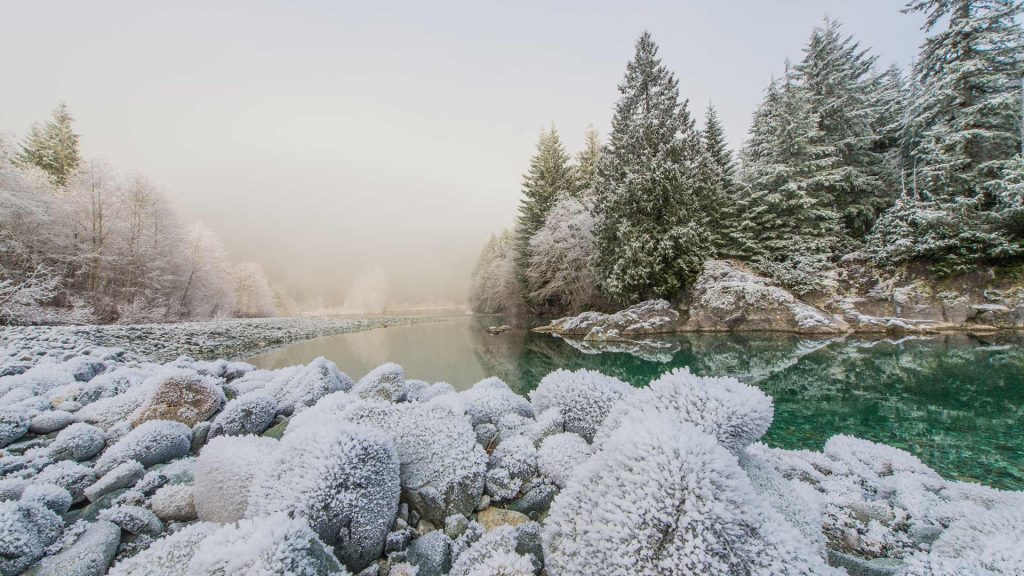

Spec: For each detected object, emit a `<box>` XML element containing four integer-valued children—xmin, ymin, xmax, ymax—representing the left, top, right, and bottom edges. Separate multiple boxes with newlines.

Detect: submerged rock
<box><xmin>534</xmin><ymin>299</ymin><xmax>680</xmax><ymax>341</ymax></box>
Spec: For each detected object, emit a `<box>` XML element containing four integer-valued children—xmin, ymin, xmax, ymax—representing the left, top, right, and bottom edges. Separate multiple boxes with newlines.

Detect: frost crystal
<box><xmin>529</xmin><ymin>369</ymin><xmax>632</xmax><ymax>442</ymax></box>
<box><xmin>195</xmin><ymin>434</ymin><xmax>276</xmax><ymax>522</ymax></box>
<box><xmin>460</xmin><ymin>377</ymin><xmax>534</xmax><ymax>428</ymax></box>
<box><xmin>536</xmin><ymin>432</ymin><xmax>591</xmax><ymax>488</ymax></box>
<box><xmin>207</xmin><ymin>392</ymin><xmax>277</xmax><ymax>438</ymax></box>
<box><xmin>94</xmin><ymin>419</ymin><xmax>192</xmax><ymax>475</ymax></box>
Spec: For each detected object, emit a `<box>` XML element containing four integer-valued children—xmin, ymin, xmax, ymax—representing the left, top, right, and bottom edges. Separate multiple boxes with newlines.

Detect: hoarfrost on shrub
<box><xmin>461</xmin><ymin>377</ymin><xmax>534</xmax><ymax>428</ymax></box>
<box><xmin>353</xmin><ymin>362</ymin><xmax>408</xmax><ymax>402</ymax></box>
<box><xmin>529</xmin><ymin>369</ymin><xmax>631</xmax><ymax>442</ymax></box>
<box><xmin>536</xmin><ymin>432</ymin><xmax>591</xmax><ymax>488</ymax></box>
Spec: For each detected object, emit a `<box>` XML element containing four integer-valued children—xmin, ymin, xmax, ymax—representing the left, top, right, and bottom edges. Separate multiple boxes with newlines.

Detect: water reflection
<box><xmin>247</xmin><ymin>316</ymin><xmax>1024</xmax><ymax>490</ymax></box>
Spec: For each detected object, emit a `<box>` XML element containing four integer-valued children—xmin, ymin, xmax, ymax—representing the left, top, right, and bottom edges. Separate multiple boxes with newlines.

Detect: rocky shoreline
<box><xmin>1</xmin><ymin>333</ymin><xmax>1022</xmax><ymax>575</ymax></box>
<box><xmin>535</xmin><ymin>260</ymin><xmax>1024</xmax><ymax>339</ymax></box>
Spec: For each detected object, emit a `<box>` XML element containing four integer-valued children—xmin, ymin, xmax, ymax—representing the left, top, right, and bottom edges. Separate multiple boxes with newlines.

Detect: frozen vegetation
<box><xmin>1</xmin><ymin>336</ymin><xmax>1022</xmax><ymax>576</ymax></box>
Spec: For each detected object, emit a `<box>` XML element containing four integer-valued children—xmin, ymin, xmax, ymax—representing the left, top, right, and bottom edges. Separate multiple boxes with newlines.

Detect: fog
<box><xmin>0</xmin><ymin>0</ymin><xmax>921</xmax><ymax>309</ymax></box>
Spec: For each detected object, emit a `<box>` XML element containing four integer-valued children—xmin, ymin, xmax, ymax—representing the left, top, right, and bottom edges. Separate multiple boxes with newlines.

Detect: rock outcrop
<box><xmin>533</xmin><ymin>299</ymin><xmax>680</xmax><ymax>341</ymax></box>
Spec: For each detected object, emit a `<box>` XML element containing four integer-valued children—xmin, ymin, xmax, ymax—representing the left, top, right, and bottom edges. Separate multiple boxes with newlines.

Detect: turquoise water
<box><xmin>247</xmin><ymin>316</ymin><xmax>1024</xmax><ymax>490</ymax></box>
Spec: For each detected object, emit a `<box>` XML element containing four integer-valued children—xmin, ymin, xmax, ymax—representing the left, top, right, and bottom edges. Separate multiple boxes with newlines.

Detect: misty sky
<box><xmin>0</xmin><ymin>0</ymin><xmax>926</xmax><ymax>307</ymax></box>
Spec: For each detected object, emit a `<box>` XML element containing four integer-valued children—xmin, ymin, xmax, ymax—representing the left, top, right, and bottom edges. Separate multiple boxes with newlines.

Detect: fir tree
<box><xmin>592</xmin><ymin>32</ymin><xmax>710</xmax><ymax>303</ymax></box>
<box><xmin>515</xmin><ymin>125</ymin><xmax>575</xmax><ymax>304</ymax></box>
<box><xmin>17</xmin><ymin>101</ymin><xmax>81</xmax><ymax>187</ymax></box>
<box><xmin>575</xmin><ymin>124</ymin><xmax>602</xmax><ymax>197</ymax></box>
<box><xmin>698</xmin><ymin>104</ymin><xmax>740</xmax><ymax>254</ymax></box>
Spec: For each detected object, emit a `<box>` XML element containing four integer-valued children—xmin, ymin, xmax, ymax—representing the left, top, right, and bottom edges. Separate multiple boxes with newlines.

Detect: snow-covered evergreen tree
<box><xmin>575</xmin><ymin>125</ymin><xmax>602</xmax><ymax>198</ymax></box>
<box><xmin>698</xmin><ymin>104</ymin><xmax>741</xmax><ymax>255</ymax></box>
<box><xmin>17</xmin><ymin>102</ymin><xmax>80</xmax><ymax>187</ymax></box>
<box><xmin>515</xmin><ymin>126</ymin><xmax>575</xmax><ymax>303</ymax></box>
<box><xmin>593</xmin><ymin>32</ymin><xmax>711</xmax><ymax>303</ymax></box>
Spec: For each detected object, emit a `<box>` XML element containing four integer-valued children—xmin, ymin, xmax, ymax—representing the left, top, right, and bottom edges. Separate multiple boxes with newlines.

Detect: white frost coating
<box><xmin>823</xmin><ymin>434</ymin><xmax>940</xmax><ymax>480</ymax></box>
<box><xmin>29</xmin><ymin>409</ymin><xmax>75</xmax><ymax>434</ymax></box>
<box><xmin>247</xmin><ymin>420</ymin><xmax>399</xmax><ymax>572</ymax></box>
<box><xmin>536</xmin><ymin>433</ymin><xmax>591</xmax><ymax>488</ymax></box>
<box><xmin>20</xmin><ymin>484</ymin><xmax>73</xmax><ymax>515</ymax></box>
<box><xmin>449</xmin><ymin>525</ymin><xmax>533</xmax><ymax>576</ymax></box>
<box><xmin>77</xmin><ymin>368</ymin><xmax>142</xmax><ymax>405</ymax></box>
<box><xmin>129</xmin><ymin>367</ymin><xmax>225</xmax><ymax>427</ymax></box>
<box><xmin>526</xmin><ymin>407</ymin><xmax>565</xmax><ymax>444</ymax></box>
<box><xmin>740</xmin><ymin>444</ymin><xmax>827</xmax><ymax>554</ymax></box>
<box><xmin>0</xmin><ymin>407</ymin><xmax>30</xmax><ymax>448</ymax></box>
<box><xmin>595</xmin><ymin>367</ymin><xmax>773</xmax><ymax>454</ymax></box>
<box><xmin>94</xmin><ymin>419</ymin><xmax>192</xmax><ymax>475</ymax></box>
<box><xmin>107</xmin><ymin>521</ymin><xmax>220</xmax><ymax>576</ymax></box>
<box><xmin>150</xmin><ymin>484</ymin><xmax>196</xmax><ymax>522</ymax></box>
<box><xmin>207</xmin><ymin>392</ymin><xmax>277</xmax><ymax>438</ymax></box>
<box><xmin>35</xmin><ymin>460</ymin><xmax>96</xmax><ymax>504</ymax></box>
<box><xmin>195</xmin><ymin>435</ymin><xmax>276</xmax><ymax>522</ymax></box>
<box><xmin>48</xmin><ymin>422</ymin><xmax>106</xmax><ymax>461</ymax></box>
<box><xmin>265</xmin><ymin>356</ymin><xmax>350</xmax><ymax>414</ymax></box>
<box><xmin>460</xmin><ymin>377</ymin><xmax>534</xmax><ymax>428</ymax></box>
<box><xmin>542</xmin><ymin>415</ymin><xmax>837</xmax><ymax>576</ymax></box>
<box><xmin>334</xmin><ymin>400</ymin><xmax>488</xmax><ymax>524</ymax></box>
<box><xmin>901</xmin><ymin>507</ymin><xmax>1024</xmax><ymax>576</ymax></box>
<box><xmin>188</xmin><ymin>514</ymin><xmax>350</xmax><ymax>576</ymax></box>
<box><xmin>0</xmin><ymin>501</ymin><xmax>63</xmax><ymax>575</ymax></box>
<box><xmin>353</xmin><ymin>362</ymin><xmax>408</xmax><ymax>402</ymax></box>
<box><xmin>74</xmin><ymin>377</ymin><xmax>158</xmax><ymax>430</ymax></box>
<box><xmin>529</xmin><ymin>369</ymin><xmax>632</xmax><ymax>442</ymax></box>
<box><xmin>486</xmin><ymin>435</ymin><xmax>538</xmax><ymax>501</ymax></box>
<box><xmin>409</xmin><ymin>381</ymin><xmax>456</xmax><ymax>403</ymax></box>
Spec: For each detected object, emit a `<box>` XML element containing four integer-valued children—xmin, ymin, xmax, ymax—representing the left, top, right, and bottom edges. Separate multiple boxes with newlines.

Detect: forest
<box><xmin>0</xmin><ymin>106</ymin><xmax>285</xmax><ymax>324</ymax></box>
<box><xmin>471</xmin><ymin>0</ymin><xmax>1024</xmax><ymax>317</ymax></box>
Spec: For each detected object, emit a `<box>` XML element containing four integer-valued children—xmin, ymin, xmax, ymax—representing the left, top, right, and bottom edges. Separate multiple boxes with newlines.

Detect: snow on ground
<box><xmin>1</xmin><ymin>326</ymin><xmax>1022</xmax><ymax>575</ymax></box>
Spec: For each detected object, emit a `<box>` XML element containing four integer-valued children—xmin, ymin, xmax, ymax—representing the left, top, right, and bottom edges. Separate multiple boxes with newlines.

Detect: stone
<box><xmin>101</xmin><ymin>505</ymin><xmax>164</xmax><ymax>536</ymax></box>
<box><xmin>476</xmin><ymin>507</ymin><xmax>530</xmax><ymax>532</ymax></box>
<box><xmin>0</xmin><ymin>501</ymin><xmax>63</xmax><ymax>575</ymax></box>
<box><xmin>444</xmin><ymin>514</ymin><xmax>469</xmax><ymax>539</ymax></box>
<box><xmin>406</xmin><ymin>530</ymin><xmax>452</xmax><ymax>576</ymax></box>
<box><xmin>130</xmin><ymin>371</ymin><xmax>224</xmax><ymax>428</ymax></box>
<box><xmin>149</xmin><ymin>484</ymin><xmax>196</xmax><ymax>522</ymax></box>
<box><xmin>386</xmin><ymin>529</ymin><xmax>414</xmax><ymax>553</ymax></box>
<box><xmin>507</xmin><ymin>481</ymin><xmax>557</xmax><ymax>517</ymax></box>
<box><xmin>48</xmin><ymin>423</ymin><xmax>105</xmax><ymax>462</ymax></box>
<box><xmin>29</xmin><ymin>410</ymin><xmax>75</xmax><ymax>434</ymax></box>
<box><xmin>94</xmin><ymin>420</ymin><xmax>192</xmax><ymax>475</ymax></box>
<box><xmin>0</xmin><ymin>407</ymin><xmax>30</xmax><ymax>448</ymax></box>
<box><xmin>685</xmin><ymin>260</ymin><xmax>849</xmax><ymax>334</ymax></box>
<box><xmin>534</xmin><ymin>299</ymin><xmax>680</xmax><ymax>340</ymax></box>
<box><xmin>85</xmin><ymin>461</ymin><xmax>145</xmax><ymax>502</ymax></box>
<box><xmin>22</xmin><ymin>520</ymin><xmax>120</xmax><ymax>576</ymax></box>
<box><xmin>190</xmin><ymin>421</ymin><xmax>210</xmax><ymax>454</ymax></box>
<box><xmin>35</xmin><ymin>461</ymin><xmax>96</xmax><ymax>504</ymax></box>
<box><xmin>20</xmin><ymin>484</ymin><xmax>72</xmax><ymax>515</ymax></box>
<box><xmin>353</xmin><ymin>362</ymin><xmax>408</xmax><ymax>402</ymax></box>
<box><xmin>207</xmin><ymin>392</ymin><xmax>277</xmax><ymax>438</ymax></box>
<box><xmin>827</xmin><ymin>550</ymin><xmax>902</xmax><ymax>576</ymax></box>
<box><xmin>262</xmin><ymin>415</ymin><xmax>289</xmax><ymax>439</ymax></box>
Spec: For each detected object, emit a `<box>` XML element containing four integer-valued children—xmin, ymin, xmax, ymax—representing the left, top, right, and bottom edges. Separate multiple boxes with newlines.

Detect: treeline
<box><xmin>0</xmin><ymin>103</ymin><xmax>284</xmax><ymax>325</ymax></box>
<box><xmin>471</xmin><ymin>0</ymin><xmax>1024</xmax><ymax>316</ymax></box>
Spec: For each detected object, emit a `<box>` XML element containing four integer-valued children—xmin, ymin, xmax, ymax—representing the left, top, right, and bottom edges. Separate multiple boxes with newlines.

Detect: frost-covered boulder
<box><xmin>529</xmin><ymin>369</ymin><xmax>632</xmax><ymax>442</ymax></box>
<box><xmin>0</xmin><ymin>501</ymin><xmax>64</xmax><ymax>576</ymax></box>
<box><xmin>353</xmin><ymin>362</ymin><xmax>408</xmax><ymax>402</ymax></box>
<box><xmin>101</xmin><ymin>504</ymin><xmax>163</xmax><ymax>536</ymax></box>
<box><xmin>94</xmin><ymin>420</ymin><xmax>192</xmax><ymax>475</ymax></box>
<box><xmin>21</xmin><ymin>519</ymin><xmax>121</xmax><ymax>576</ymax></box>
<box><xmin>685</xmin><ymin>260</ymin><xmax>849</xmax><ymax>334</ymax></box>
<box><xmin>542</xmin><ymin>416</ymin><xmax>837</xmax><ymax>576</ymax></box>
<box><xmin>450</xmin><ymin>525</ymin><xmax>535</xmax><ymax>576</ymax></box>
<box><xmin>21</xmin><ymin>484</ymin><xmax>73</xmax><ymax>515</ymax></box>
<box><xmin>29</xmin><ymin>410</ymin><xmax>75</xmax><ymax>434</ymax></box>
<box><xmin>485</xmin><ymin>436</ymin><xmax>538</xmax><ymax>502</ymax></box>
<box><xmin>48</xmin><ymin>422</ymin><xmax>106</xmax><ymax>462</ymax></box>
<box><xmin>535</xmin><ymin>299</ymin><xmax>680</xmax><ymax>341</ymax></box>
<box><xmin>130</xmin><ymin>369</ymin><xmax>224</xmax><ymax>428</ymax></box>
<box><xmin>406</xmin><ymin>529</ymin><xmax>453</xmax><ymax>576</ymax></box>
<box><xmin>536</xmin><ymin>433</ymin><xmax>591</xmax><ymax>488</ymax></box>
<box><xmin>77</xmin><ymin>369</ymin><xmax>141</xmax><ymax>405</ymax></box>
<box><xmin>108</xmin><ymin>515</ymin><xmax>348</xmax><ymax>576</ymax></box>
<box><xmin>74</xmin><ymin>378</ymin><xmax>158</xmax><ymax>431</ymax></box>
<box><xmin>35</xmin><ymin>460</ymin><xmax>96</xmax><ymax>504</ymax></box>
<box><xmin>333</xmin><ymin>400</ymin><xmax>488</xmax><ymax>525</ymax></box>
<box><xmin>266</xmin><ymin>357</ymin><xmax>351</xmax><ymax>415</ymax></box>
<box><xmin>901</xmin><ymin>507</ymin><xmax>1024</xmax><ymax>576</ymax></box>
<box><xmin>0</xmin><ymin>479</ymin><xmax>28</xmax><ymax>502</ymax></box>
<box><xmin>194</xmin><ymin>434</ymin><xmax>276</xmax><ymax>522</ymax></box>
<box><xmin>207</xmin><ymin>392</ymin><xmax>277</xmax><ymax>438</ymax></box>
<box><xmin>247</xmin><ymin>420</ymin><xmax>399</xmax><ymax>572</ymax></box>
<box><xmin>85</xmin><ymin>461</ymin><xmax>145</xmax><ymax>502</ymax></box>
<box><xmin>149</xmin><ymin>484</ymin><xmax>196</xmax><ymax>522</ymax></box>
<box><xmin>0</xmin><ymin>407</ymin><xmax>30</xmax><ymax>448</ymax></box>
<box><xmin>596</xmin><ymin>368</ymin><xmax>773</xmax><ymax>454</ymax></box>
<box><xmin>740</xmin><ymin>444</ymin><xmax>828</xmax><ymax>553</ymax></box>
<box><xmin>461</xmin><ymin>378</ymin><xmax>534</xmax><ymax>429</ymax></box>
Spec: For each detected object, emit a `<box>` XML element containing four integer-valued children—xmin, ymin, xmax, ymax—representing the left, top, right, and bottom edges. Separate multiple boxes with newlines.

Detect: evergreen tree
<box><xmin>592</xmin><ymin>32</ymin><xmax>710</xmax><ymax>303</ymax></box>
<box><xmin>575</xmin><ymin>124</ymin><xmax>602</xmax><ymax>197</ymax></box>
<box><xmin>698</xmin><ymin>104</ymin><xmax>740</xmax><ymax>254</ymax></box>
<box><xmin>735</xmin><ymin>69</ymin><xmax>841</xmax><ymax>292</ymax></box>
<box><xmin>17</xmin><ymin>101</ymin><xmax>81</xmax><ymax>187</ymax></box>
<box><xmin>515</xmin><ymin>125</ymin><xmax>575</xmax><ymax>304</ymax></box>
<box><xmin>795</xmin><ymin>19</ymin><xmax>902</xmax><ymax>245</ymax></box>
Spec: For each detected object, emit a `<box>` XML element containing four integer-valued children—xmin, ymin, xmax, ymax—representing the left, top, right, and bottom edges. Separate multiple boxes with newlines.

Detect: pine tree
<box><xmin>592</xmin><ymin>32</ymin><xmax>711</xmax><ymax>303</ymax></box>
<box><xmin>575</xmin><ymin>124</ymin><xmax>602</xmax><ymax>197</ymax></box>
<box><xmin>795</xmin><ymin>18</ymin><xmax>901</xmax><ymax>245</ymax></box>
<box><xmin>735</xmin><ymin>69</ymin><xmax>841</xmax><ymax>292</ymax></box>
<box><xmin>698</xmin><ymin>104</ymin><xmax>740</xmax><ymax>254</ymax></box>
<box><xmin>17</xmin><ymin>101</ymin><xmax>81</xmax><ymax>187</ymax></box>
<box><xmin>515</xmin><ymin>125</ymin><xmax>575</xmax><ymax>304</ymax></box>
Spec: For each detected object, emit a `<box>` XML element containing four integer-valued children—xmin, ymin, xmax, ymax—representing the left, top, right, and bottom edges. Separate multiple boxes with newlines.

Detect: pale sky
<box><xmin>0</xmin><ymin>0</ymin><xmax>925</xmax><ymax>306</ymax></box>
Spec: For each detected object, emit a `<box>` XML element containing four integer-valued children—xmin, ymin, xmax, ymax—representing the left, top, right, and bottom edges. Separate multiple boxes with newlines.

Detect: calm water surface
<box><xmin>247</xmin><ymin>316</ymin><xmax>1024</xmax><ymax>490</ymax></box>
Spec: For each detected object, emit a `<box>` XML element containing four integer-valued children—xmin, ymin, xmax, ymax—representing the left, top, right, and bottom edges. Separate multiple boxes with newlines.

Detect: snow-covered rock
<box><xmin>485</xmin><ymin>436</ymin><xmax>538</xmax><ymax>502</ymax></box>
<box><xmin>542</xmin><ymin>415</ymin><xmax>837</xmax><ymax>576</ymax></box>
<box><xmin>534</xmin><ymin>299</ymin><xmax>680</xmax><ymax>341</ymax></box>
<box><xmin>194</xmin><ymin>434</ymin><xmax>276</xmax><ymax>522</ymax></box>
<box><xmin>29</xmin><ymin>410</ymin><xmax>75</xmax><ymax>434</ymax></box>
<box><xmin>48</xmin><ymin>422</ymin><xmax>106</xmax><ymax>462</ymax></box>
<box><xmin>0</xmin><ymin>407</ymin><xmax>30</xmax><ymax>448</ymax></box>
<box><xmin>686</xmin><ymin>260</ymin><xmax>849</xmax><ymax>334</ymax></box>
<box><xmin>529</xmin><ymin>369</ymin><xmax>632</xmax><ymax>442</ymax></box>
<box><xmin>35</xmin><ymin>460</ymin><xmax>96</xmax><ymax>504</ymax></box>
<box><xmin>21</xmin><ymin>519</ymin><xmax>120</xmax><ymax>576</ymax></box>
<box><xmin>353</xmin><ymin>362</ymin><xmax>408</xmax><ymax>402</ymax></box>
<box><xmin>450</xmin><ymin>525</ymin><xmax>535</xmax><ymax>576</ymax></box>
<box><xmin>596</xmin><ymin>367</ymin><xmax>773</xmax><ymax>454</ymax></box>
<box><xmin>94</xmin><ymin>420</ymin><xmax>192</xmax><ymax>475</ymax></box>
<box><xmin>536</xmin><ymin>433</ymin><xmax>591</xmax><ymax>488</ymax></box>
<box><xmin>149</xmin><ymin>484</ymin><xmax>196</xmax><ymax>522</ymax></box>
<box><xmin>207</xmin><ymin>392</ymin><xmax>277</xmax><ymax>438</ymax></box>
<box><xmin>130</xmin><ymin>369</ymin><xmax>224</xmax><ymax>428</ymax></box>
<box><xmin>20</xmin><ymin>484</ymin><xmax>72</xmax><ymax>515</ymax></box>
<box><xmin>247</xmin><ymin>420</ymin><xmax>399</xmax><ymax>572</ymax></box>
<box><xmin>265</xmin><ymin>356</ymin><xmax>351</xmax><ymax>415</ymax></box>
<box><xmin>460</xmin><ymin>378</ymin><xmax>534</xmax><ymax>429</ymax></box>
<box><xmin>102</xmin><ymin>504</ymin><xmax>163</xmax><ymax>536</ymax></box>
<box><xmin>0</xmin><ymin>501</ymin><xmax>64</xmax><ymax>575</ymax></box>
<box><xmin>901</xmin><ymin>507</ymin><xmax>1024</xmax><ymax>576</ymax></box>
<box><xmin>85</xmin><ymin>461</ymin><xmax>145</xmax><ymax>502</ymax></box>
